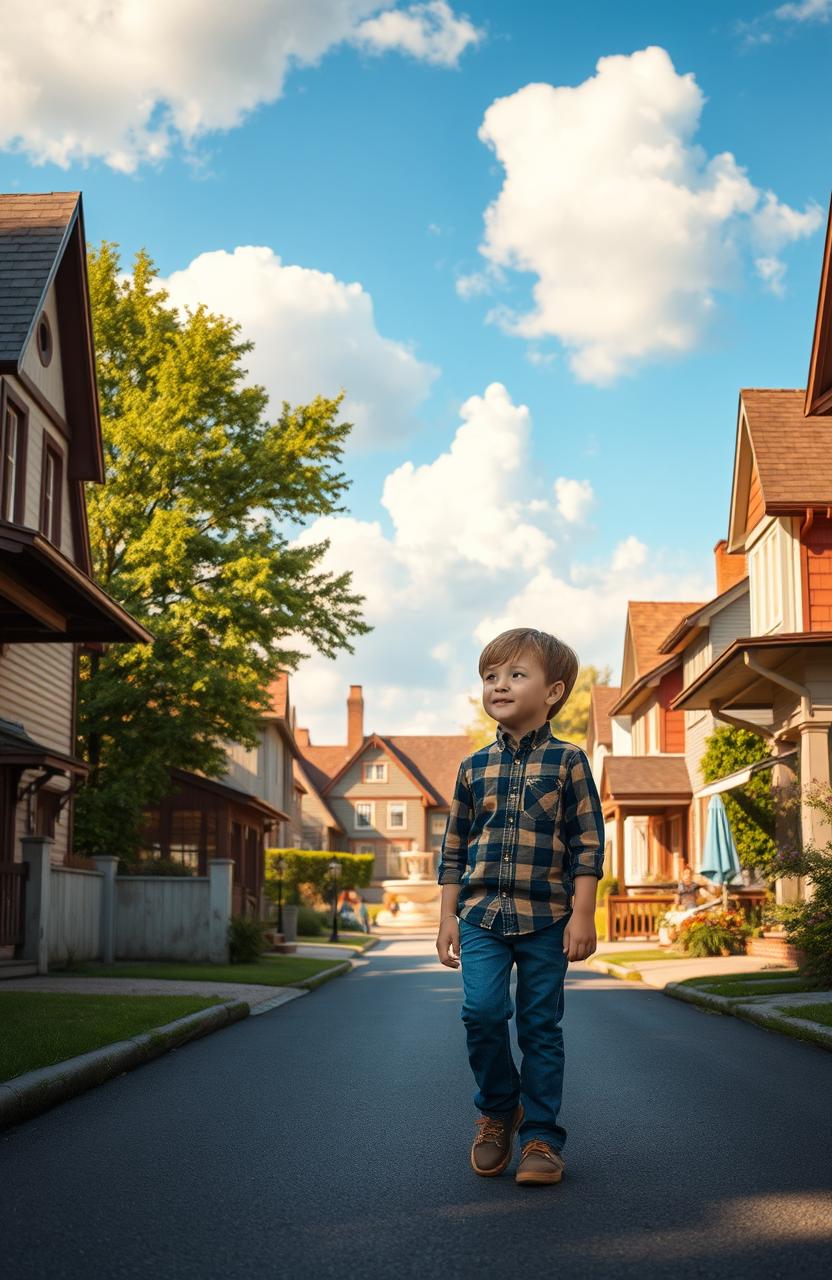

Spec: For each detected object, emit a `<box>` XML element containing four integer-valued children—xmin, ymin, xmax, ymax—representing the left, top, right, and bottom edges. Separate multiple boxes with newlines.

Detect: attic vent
<box><xmin>36</xmin><ymin>312</ymin><xmax>53</xmax><ymax>367</ymax></box>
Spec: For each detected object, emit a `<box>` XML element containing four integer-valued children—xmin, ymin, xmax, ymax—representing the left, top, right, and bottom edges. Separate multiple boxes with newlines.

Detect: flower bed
<box><xmin>676</xmin><ymin>908</ymin><xmax>751</xmax><ymax>958</ymax></box>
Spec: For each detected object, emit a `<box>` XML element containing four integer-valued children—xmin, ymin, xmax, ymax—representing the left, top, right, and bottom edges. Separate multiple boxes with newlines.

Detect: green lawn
<box><xmin>684</xmin><ymin>968</ymin><xmax>799</xmax><ymax>984</ymax></box>
<box><xmin>59</xmin><ymin>956</ymin><xmax>342</xmax><ymax>987</ymax></box>
<box><xmin>689</xmin><ymin>978</ymin><xmax>822</xmax><ymax>998</ymax></box>
<box><xmin>297</xmin><ymin>932</ymin><xmax>375</xmax><ymax>950</ymax></box>
<box><xmin>602</xmin><ymin>949</ymin><xmax>686</xmax><ymax>965</ymax></box>
<box><xmin>782</xmin><ymin>1003</ymin><xmax>832</xmax><ymax>1027</ymax></box>
<box><xmin>0</xmin><ymin>992</ymin><xmax>221</xmax><ymax>1082</ymax></box>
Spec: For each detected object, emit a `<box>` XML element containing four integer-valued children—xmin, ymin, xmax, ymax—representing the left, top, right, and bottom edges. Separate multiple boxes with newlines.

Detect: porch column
<box><xmin>208</xmin><ymin>858</ymin><xmax>234</xmax><ymax>964</ymax></box>
<box><xmin>798</xmin><ymin>720</ymin><xmax>832</xmax><ymax>851</ymax></box>
<box><xmin>20</xmin><ymin>835</ymin><xmax>52</xmax><ymax>975</ymax></box>
<box><xmin>615</xmin><ymin>808</ymin><xmax>626</xmax><ymax>889</ymax></box>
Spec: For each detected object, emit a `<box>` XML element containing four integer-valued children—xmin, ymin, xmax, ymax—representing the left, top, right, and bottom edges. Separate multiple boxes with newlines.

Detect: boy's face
<box><xmin>481</xmin><ymin>647</ymin><xmax>565</xmax><ymax>735</ymax></box>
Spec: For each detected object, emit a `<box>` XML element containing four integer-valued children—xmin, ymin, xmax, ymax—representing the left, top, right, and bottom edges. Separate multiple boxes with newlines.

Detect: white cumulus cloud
<box><xmin>354</xmin><ymin>1</ymin><xmax>482</xmax><ymax>66</ymax></box>
<box><xmin>472</xmin><ymin>46</ymin><xmax>822</xmax><ymax>384</ymax></box>
<box><xmin>554</xmin><ymin>477</ymin><xmax>594</xmax><ymax>524</ymax></box>
<box><xmin>162</xmin><ymin>245</ymin><xmax>437</xmax><ymax>450</ymax></box>
<box><xmin>0</xmin><ymin>0</ymin><xmax>481</xmax><ymax>171</ymax></box>
<box><xmin>286</xmin><ymin>383</ymin><xmax>711</xmax><ymax>741</ymax></box>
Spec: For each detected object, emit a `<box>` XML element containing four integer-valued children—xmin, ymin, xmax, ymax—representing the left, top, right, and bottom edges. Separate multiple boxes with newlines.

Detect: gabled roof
<box><xmin>657</xmin><ymin>577</ymin><xmax>749</xmax><ymax>655</ymax></box>
<box><xmin>385</xmin><ymin>734</ymin><xmax>471</xmax><ymax>809</ymax></box>
<box><xmin>586</xmin><ymin>685</ymin><xmax>620</xmax><ymax>749</ymax></box>
<box><xmin>806</xmin><ymin>194</ymin><xmax>832</xmax><ymax>417</ymax></box>
<box><xmin>619</xmin><ymin>600</ymin><xmax>704</xmax><ymax>694</ymax></box>
<box><xmin>293</xmin><ymin>756</ymin><xmax>342</xmax><ymax>832</ymax></box>
<box><xmin>299</xmin><ymin>731</ymin><xmax>470</xmax><ymax>809</ymax></box>
<box><xmin>601</xmin><ymin>755</ymin><xmax>691</xmax><ymax>802</ymax></box>
<box><xmin>265</xmin><ymin>672</ymin><xmax>289</xmax><ymax>721</ymax></box>
<box><xmin>0</xmin><ymin>191</ymin><xmax>103</xmax><ymax>482</ymax></box>
<box><xmin>727</xmin><ymin>390</ymin><xmax>832</xmax><ymax>550</ymax></box>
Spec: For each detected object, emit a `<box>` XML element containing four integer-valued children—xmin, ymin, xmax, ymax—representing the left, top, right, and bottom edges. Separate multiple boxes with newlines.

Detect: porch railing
<box><xmin>0</xmin><ymin>861</ymin><xmax>28</xmax><ymax>948</ymax></box>
<box><xmin>606</xmin><ymin>890</ymin><xmax>766</xmax><ymax>941</ymax></box>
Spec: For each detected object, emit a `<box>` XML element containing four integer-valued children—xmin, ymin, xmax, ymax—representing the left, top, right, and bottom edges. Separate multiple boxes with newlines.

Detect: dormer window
<box><xmin>36</xmin><ymin>312</ymin><xmax>53</xmax><ymax>367</ymax></box>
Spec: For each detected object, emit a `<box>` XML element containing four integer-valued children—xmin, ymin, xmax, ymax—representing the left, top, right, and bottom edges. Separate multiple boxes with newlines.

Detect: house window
<box><xmin>1</xmin><ymin>396</ymin><xmax>26</xmax><ymax>523</ymax></box>
<box><xmin>363</xmin><ymin>762</ymin><xmax>387</xmax><ymax>783</ymax></box>
<box><xmin>387</xmin><ymin>802</ymin><xmax>406</xmax><ymax>830</ymax></box>
<box><xmin>36</xmin><ymin>312</ymin><xmax>53</xmax><ymax>367</ymax></box>
<box><xmin>169</xmin><ymin>809</ymin><xmax>201</xmax><ymax>872</ymax></box>
<box><xmin>430</xmin><ymin>814</ymin><xmax>447</xmax><ymax>834</ymax></box>
<box><xmin>39</xmin><ymin>440</ymin><xmax>63</xmax><ymax>545</ymax></box>
<box><xmin>354</xmin><ymin>801</ymin><xmax>374</xmax><ymax>829</ymax></box>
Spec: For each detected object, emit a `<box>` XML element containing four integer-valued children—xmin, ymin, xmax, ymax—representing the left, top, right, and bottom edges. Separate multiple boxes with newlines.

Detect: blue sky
<box><xmin>2</xmin><ymin>1</ymin><xmax>830</xmax><ymax>739</ymax></box>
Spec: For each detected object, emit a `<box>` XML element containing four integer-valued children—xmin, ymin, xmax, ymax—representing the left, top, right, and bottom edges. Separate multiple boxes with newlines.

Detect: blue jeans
<box><xmin>458</xmin><ymin>912</ymin><xmax>571</xmax><ymax>1151</ymax></box>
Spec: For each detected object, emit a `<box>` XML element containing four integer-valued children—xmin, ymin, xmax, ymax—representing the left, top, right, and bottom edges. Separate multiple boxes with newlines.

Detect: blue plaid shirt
<box><xmin>437</xmin><ymin>721</ymin><xmax>605</xmax><ymax>935</ymax></box>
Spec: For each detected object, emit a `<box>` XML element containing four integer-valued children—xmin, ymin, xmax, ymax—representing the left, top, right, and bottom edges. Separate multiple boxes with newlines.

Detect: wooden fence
<box><xmin>606</xmin><ymin>891</ymin><xmax>767</xmax><ymax>941</ymax></box>
<box><xmin>0</xmin><ymin>861</ymin><xmax>27</xmax><ymax>948</ymax></box>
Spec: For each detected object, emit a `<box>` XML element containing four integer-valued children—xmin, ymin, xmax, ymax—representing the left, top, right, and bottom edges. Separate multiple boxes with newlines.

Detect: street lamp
<box><xmin>328</xmin><ymin>857</ymin><xmax>342</xmax><ymax>942</ymax></box>
<box><xmin>274</xmin><ymin>855</ymin><xmax>287</xmax><ymax>934</ymax></box>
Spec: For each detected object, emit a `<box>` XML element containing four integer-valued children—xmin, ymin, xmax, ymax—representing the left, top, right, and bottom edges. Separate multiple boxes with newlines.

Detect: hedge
<box><xmin>264</xmin><ymin>849</ymin><xmax>374</xmax><ymax>904</ymax></box>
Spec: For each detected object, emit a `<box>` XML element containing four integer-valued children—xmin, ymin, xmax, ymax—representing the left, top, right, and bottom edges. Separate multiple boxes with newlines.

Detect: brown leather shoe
<box><xmin>470</xmin><ymin>1104</ymin><xmax>524</xmax><ymax>1176</ymax></box>
<box><xmin>515</xmin><ymin>1139</ymin><xmax>565</xmax><ymax>1185</ymax></box>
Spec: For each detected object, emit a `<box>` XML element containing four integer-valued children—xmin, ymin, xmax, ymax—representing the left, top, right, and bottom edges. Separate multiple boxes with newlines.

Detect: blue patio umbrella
<box><xmin>699</xmin><ymin>793</ymin><xmax>743</xmax><ymax>911</ymax></box>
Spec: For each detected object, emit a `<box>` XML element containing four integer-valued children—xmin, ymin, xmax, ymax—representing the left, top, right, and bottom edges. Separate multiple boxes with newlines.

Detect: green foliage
<box><xmin>228</xmin><ymin>916</ymin><xmax>267</xmax><ymax>964</ymax></box>
<box><xmin>74</xmin><ymin>244</ymin><xmax>369</xmax><ymax>858</ymax></box>
<box><xmin>677</xmin><ymin>908</ymin><xmax>751</xmax><ymax>957</ymax></box>
<box><xmin>700</xmin><ymin>727</ymin><xmax>776</xmax><ymax>874</ymax></box>
<box><xmin>265</xmin><ymin>849</ymin><xmax>374</xmax><ymax>906</ymax></box>
<box><xmin>296</xmin><ymin>905</ymin><xmax>324</xmax><ymax>936</ymax></box>
<box><xmin>770</xmin><ymin>786</ymin><xmax>832</xmax><ymax>988</ymax></box>
<box><xmin>597</xmin><ymin>875</ymin><xmax>619</xmax><ymax>899</ymax></box>
<box><xmin>465</xmin><ymin>665</ymin><xmax>611</xmax><ymax>750</ymax></box>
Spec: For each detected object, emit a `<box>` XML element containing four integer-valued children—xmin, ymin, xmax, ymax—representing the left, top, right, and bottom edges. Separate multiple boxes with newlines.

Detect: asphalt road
<box><xmin>2</xmin><ymin>935</ymin><xmax>831</xmax><ymax>1280</ymax></box>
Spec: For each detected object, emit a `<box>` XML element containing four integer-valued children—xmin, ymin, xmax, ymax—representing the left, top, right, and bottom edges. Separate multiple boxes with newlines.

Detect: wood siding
<box><xmin>20</xmin><ymin>284</ymin><xmax>67</xmax><ymax>420</ymax></box>
<box><xmin>746</xmin><ymin>462</ymin><xmax>765</xmax><ymax>535</ymax></box>
<box><xmin>805</xmin><ymin>514</ymin><xmax>832</xmax><ymax>630</ymax></box>
<box><xmin>658</xmin><ymin>668</ymin><xmax>684</xmax><ymax>753</ymax></box>
<box><xmin>5</xmin><ymin>374</ymin><xmax>76</xmax><ymax>559</ymax></box>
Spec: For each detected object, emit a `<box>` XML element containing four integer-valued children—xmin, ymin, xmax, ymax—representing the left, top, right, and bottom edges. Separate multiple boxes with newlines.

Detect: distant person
<box><xmin>436</xmin><ymin>627</ymin><xmax>603</xmax><ymax>1187</ymax></box>
<box><xmin>675</xmin><ymin>863</ymin><xmax>700</xmax><ymax>911</ymax></box>
<box><xmin>338</xmin><ymin>888</ymin><xmax>370</xmax><ymax>933</ymax></box>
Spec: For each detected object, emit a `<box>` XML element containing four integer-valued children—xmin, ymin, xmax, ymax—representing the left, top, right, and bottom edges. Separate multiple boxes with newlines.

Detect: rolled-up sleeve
<box><xmin>437</xmin><ymin>761</ymin><xmax>473</xmax><ymax>885</ymax></box>
<box><xmin>563</xmin><ymin>747</ymin><xmax>605</xmax><ymax>879</ymax></box>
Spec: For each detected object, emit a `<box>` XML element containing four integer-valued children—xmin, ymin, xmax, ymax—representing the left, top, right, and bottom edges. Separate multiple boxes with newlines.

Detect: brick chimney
<box><xmin>347</xmin><ymin>685</ymin><xmax>364</xmax><ymax>752</ymax></box>
<box><xmin>714</xmin><ymin>538</ymin><xmax>747</xmax><ymax>595</ymax></box>
<box><xmin>295</xmin><ymin>726</ymin><xmax>311</xmax><ymax>748</ymax></box>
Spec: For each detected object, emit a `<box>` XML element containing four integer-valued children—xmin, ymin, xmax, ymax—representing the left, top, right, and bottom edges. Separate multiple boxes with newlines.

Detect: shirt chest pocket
<box><xmin>523</xmin><ymin>772</ymin><xmax>562</xmax><ymax>822</ymax></box>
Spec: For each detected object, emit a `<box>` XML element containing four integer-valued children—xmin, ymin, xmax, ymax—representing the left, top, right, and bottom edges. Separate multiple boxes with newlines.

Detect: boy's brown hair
<box><xmin>478</xmin><ymin>627</ymin><xmax>579</xmax><ymax>719</ymax></box>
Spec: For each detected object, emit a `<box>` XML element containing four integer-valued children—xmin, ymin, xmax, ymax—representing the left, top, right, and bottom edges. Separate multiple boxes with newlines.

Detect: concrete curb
<box><xmin>664</xmin><ymin>982</ymin><xmax>832</xmax><ymax>1052</ymax></box>
<box><xmin>0</xmin><ymin>999</ymin><xmax>249</xmax><ymax>1131</ymax></box>
<box><xmin>291</xmin><ymin>960</ymin><xmax>353</xmax><ymax>991</ymax></box>
<box><xmin>585</xmin><ymin>957</ymin><xmax>644</xmax><ymax>982</ymax></box>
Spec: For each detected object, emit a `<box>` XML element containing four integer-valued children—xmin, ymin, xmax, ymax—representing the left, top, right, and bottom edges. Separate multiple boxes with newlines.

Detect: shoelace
<box><xmin>521</xmin><ymin>1140</ymin><xmax>561</xmax><ymax>1162</ymax></box>
<box><xmin>474</xmin><ymin>1116</ymin><xmax>507</xmax><ymax>1144</ymax></box>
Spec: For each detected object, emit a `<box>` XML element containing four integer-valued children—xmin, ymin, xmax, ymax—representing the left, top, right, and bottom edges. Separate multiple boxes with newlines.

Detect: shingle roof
<box><xmin>603</xmin><ymin>755</ymin><xmax>692</xmax><ymax>799</ymax></box>
<box><xmin>300</xmin><ymin>733</ymin><xmax>471</xmax><ymax>809</ymax></box>
<box><xmin>587</xmin><ymin>686</ymin><xmax>620</xmax><ymax>748</ymax></box>
<box><xmin>386</xmin><ymin>735</ymin><xmax>471</xmax><ymax>808</ymax></box>
<box><xmin>629</xmin><ymin>601</ymin><xmax>704</xmax><ymax>678</ymax></box>
<box><xmin>0</xmin><ymin>192</ymin><xmax>79</xmax><ymax>364</ymax></box>
<box><xmin>741</xmin><ymin>389</ymin><xmax>832</xmax><ymax>506</ymax></box>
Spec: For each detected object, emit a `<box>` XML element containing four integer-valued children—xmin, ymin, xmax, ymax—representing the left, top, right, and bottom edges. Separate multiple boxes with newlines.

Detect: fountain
<box><xmin>375</xmin><ymin>849</ymin><xmax>440</xmax><ymax>928</ymax></box>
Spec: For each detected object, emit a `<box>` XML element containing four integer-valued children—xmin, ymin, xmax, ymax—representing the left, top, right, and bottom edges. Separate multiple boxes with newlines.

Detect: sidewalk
<box><xmin>586</xmin><ymin>950</ymin><xmax>781</xmax><ymax>989</ymax></box>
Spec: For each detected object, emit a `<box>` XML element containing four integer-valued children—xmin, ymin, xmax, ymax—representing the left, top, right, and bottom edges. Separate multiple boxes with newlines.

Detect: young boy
<box><xmin>436</xmin><ymin>627</ymin><xmax>604</xmax><ymax>1185</ymax></box>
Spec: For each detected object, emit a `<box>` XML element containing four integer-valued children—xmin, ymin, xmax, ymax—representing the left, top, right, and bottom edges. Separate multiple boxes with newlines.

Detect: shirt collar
<box><xmin>496</xmin><ymin>720</ymin><xmax>552</xmax><ymax>754</ymax></box>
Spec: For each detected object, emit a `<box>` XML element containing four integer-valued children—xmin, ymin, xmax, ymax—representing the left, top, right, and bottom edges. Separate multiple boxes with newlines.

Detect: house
<box><xmin>139</xmin><ymin>672</ymin><xmax>310</xmax><ymax>918</ymax></box>
<box><xmin>599</xmin><ymin>600</ymin><xmax>703</xmax><ymax>891</ymax></box>
<box><xmin>297</xmin><ymin>685</ymin><xmax>470</xmax><ymax>896</ymax></box>
<box><xmin>672</xmin><ymin>209</ymin><xmax>832</xmax><ymax>898</ymax></box>
<box><xmin>0</xmin><ymin>192</ymin><xmax>151</xmax><ymax>963</ymax></box>
<box><xmin>586</xmin><ymin>685</ymin><xmax>619</xmax><ymax>802</ymax></box>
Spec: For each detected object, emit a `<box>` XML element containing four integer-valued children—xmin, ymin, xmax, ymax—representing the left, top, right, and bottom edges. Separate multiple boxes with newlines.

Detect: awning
<box><xmin>696</xmin><ymin>749</ymin><xmax>797</xmax><ymax>798</ymax></box>
<box><xmin>672</xmin><ymin>633</ymin><xmax>832</xmax><ymax>712</ymax></box>
<box><xmin>0</xmin><ymin>521</ymin><xmax>152</xmax><ymax>644</ymax></box>
<box><xmin>0</xmin><ymin>716</ymin><xmax>88</xmax><ymax>777</ymax></box>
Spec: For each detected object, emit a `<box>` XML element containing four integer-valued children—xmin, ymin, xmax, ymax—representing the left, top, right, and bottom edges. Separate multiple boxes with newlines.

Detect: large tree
<box><xmin>76</xmin><ymin>244</ymin><xmax>369</xmax><ymax>857</ymax></box>
<box><xmin>466</xmin><ymin>665</ymin><xmax>611</xmax><ymax>750</ymax></box>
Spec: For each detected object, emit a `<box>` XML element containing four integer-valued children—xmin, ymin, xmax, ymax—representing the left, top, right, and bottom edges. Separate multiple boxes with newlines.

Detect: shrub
<box><xmin>700</xmin><ymin>727</ymin><xmax>777</xmax><ymax>874</ymax></box>
<box><xmin>597</xmin><ymin>876</ymin><xmax>619</xmax><ymax>899</ymax></box>
<box><xmin>677</xmin><ymin>908</ymin><xmax>751</xmax><ymax>957</ymax></box>
<box><xmin>770</xmin><ymin>786</ymin><xmax>832</xmax><ymax>988</ymax></box>
<box><xmin>119</xmin><ymin>856</ymin><xmax>197</xmax><ymax>876</ymax></box>
<box><xmin>228</xmin><ymin>915</ymin><xmax>267</xmax><ymax>963</ymax></box>
<box><xmin>264</xmin><ymin>849</ymin><xmax>374</xmax><ymax>905</ymax></box>
<box><xmin>296</xmin><ymin>905</ymin><xmax>323</xmax><ymax>936</ymax></box>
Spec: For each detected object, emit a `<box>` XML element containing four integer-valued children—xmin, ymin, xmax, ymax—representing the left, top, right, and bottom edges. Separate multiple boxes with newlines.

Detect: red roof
<box><xmin>300</xmin><ymin>733</ymin><xmax>471</xmax><ymax>808</ymax></box>
<box><xmin>587</xmin><ymin>686</ymin><xmax>620</xmax><ymax>748</ymax></box>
